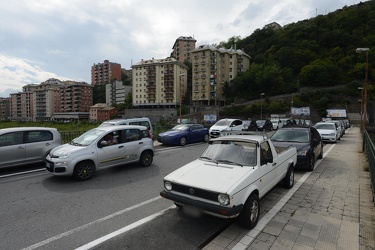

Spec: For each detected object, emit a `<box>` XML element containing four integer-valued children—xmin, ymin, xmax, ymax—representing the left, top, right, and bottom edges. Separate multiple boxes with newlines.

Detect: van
<box><xmin>0</xmin><ymin>127</ymin><xmax>62</xmax><ymax>169</ymax></box>
<box><xmin>99</xmin><ymin>117</ymin><xmax>154</xmax><ymax>139</ymax></box>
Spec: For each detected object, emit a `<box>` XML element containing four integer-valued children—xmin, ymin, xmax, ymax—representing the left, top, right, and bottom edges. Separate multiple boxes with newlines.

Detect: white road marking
<box><xmin>21</xmin><ymin>196</ymin><xmax>164</xmax><ymax>250</ymax></box>
<box><xmin>232</xmin><ymin>143</ymin><xmax>336</xmax><ymax>250</ymax></box>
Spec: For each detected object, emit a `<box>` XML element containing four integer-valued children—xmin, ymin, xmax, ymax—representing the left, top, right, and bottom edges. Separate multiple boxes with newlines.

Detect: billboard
<box><xmin>291</xmin><ymin>107</ymin><xmax>310</xmax><ymax>116</ymax></box>
<box><xmin>326</xmin><ymin>109</ymin><xmax>347</xmax><ymax>118</ymax></box>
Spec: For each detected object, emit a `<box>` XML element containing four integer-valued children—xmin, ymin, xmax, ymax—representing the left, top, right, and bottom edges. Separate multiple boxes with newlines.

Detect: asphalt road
<box><xmin>0</xmin><ymin>141</ymin><xmax>309</xmax><ymax>250</ymax></box>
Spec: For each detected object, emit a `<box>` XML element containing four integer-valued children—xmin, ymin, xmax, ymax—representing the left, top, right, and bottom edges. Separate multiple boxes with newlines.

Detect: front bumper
<box><xmin>160</xmin><ymin>190</ymin><xmax>243</xmax><ymax>218</ymax></box>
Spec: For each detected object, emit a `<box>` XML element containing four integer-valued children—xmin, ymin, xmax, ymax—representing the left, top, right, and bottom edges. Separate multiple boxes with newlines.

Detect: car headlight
<box><xmin>218</xmin><ymin>194</ymin><xmax>230</xmax><ymax>206</ymax></box>
<box><xmin>297</xmin><ymin>146</ymin><xmax>310</xmax><ymax>156</ymax></box>
<box><xmin>164</xmin><ymin>181</ymin><xmax>172</xmax><ymax>191</ymax></box>
<box><xmin>59</xmin><ymin>151</ymin><xmax>72</xmax><ymax>159</ymax></box>
<box><xmin>328</xmin><ymin>133</ymin><xmax>336</xmax><ymax>136</ymax></box>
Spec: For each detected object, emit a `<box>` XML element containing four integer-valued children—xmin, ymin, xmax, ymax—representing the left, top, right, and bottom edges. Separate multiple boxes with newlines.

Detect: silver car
<box><xmin>46</xmin><ymin>125</ymin><xmax>154</xmax><ymax>181</ymax></box>
<box><xmin>0</xmin><ymin>127</ymin><xmax>62</xmax><ymax>168</ymax></box>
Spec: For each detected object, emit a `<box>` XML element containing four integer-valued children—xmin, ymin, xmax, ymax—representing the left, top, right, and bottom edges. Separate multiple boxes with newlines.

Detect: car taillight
<box><xmin>146</xmin><ymin>128</ymin><xmax>151</xmax><ymax>138</ymax></box>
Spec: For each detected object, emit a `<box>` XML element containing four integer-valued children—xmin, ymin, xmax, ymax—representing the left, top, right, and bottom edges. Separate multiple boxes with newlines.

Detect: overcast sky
<box><xmin>0</xmin><ymin>0</ymin><xmax>365</xmax><ymax>97</ymax></box>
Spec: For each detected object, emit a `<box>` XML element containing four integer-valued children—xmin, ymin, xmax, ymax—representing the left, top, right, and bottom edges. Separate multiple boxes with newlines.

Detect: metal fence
<box><xmin>60</xmin><ymin>131</ymin><xmax>86</xmax><ymax>143</ymax></box>
<box><xmin>363</xmin><ymin>130</ymin><xmax>375</xmax><ymax>203</ymax></box>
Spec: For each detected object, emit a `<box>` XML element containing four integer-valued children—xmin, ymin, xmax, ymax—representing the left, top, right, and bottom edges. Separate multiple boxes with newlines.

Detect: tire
<box><xmin>283</xmin><ymin>166</ymin><xmax>294</xmax><ymax>188</ymax></box>
<box><xmin>203</xmin><ymin>134</ymin><xmax>209</xmax><ymax>143</ymax></box>
<box><xmin>317</xmin><ymin>144</ymin><xmax>323</xmax><ymax>159</ymax></box>
<box><xmin>308</xmin><ymin>154</ymin><xmax>315</xmax><ymax>172</ymax></box>
<box><xmin>239</xmin><ymin>193</ymin><xmax>260</xmax><ymax>229</ymax></box>
<box><xmin>179</xmin><ymin>137</ymin><xmax>187</xmax><ymax>146</ymax></box>
<box><xmin>73</xmin><ymin>161</ymin><xmax>95</xmax><ymax>181</ymax></box>
<box><xmin>139</xmin><ymin>150</ymin><xmax>153</xmax><ymax>167</ymax></box>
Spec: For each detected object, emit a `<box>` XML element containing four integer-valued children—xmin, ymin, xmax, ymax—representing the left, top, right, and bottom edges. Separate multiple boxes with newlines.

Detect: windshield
<box><xmin>171</xmin><ymin>124</ymin><xmax>190</xmax><ymax>131</ymax></box>
<box><xmin>256</xmin><ymin>120</ymin><xmax>265</xmax><ymax>126</ymax></box>
<box><xmin>71</xmin><ymin>128</ymin><xmax>107</xmax><ymax>146</ymax></box>
<box><xmin>271</xmin><ymin>130</ymin><xmax>309</xmax><ymax>143</ymax></box>
<box><xmin>315</xmin><ymin>123</ymin><xmax>335</xmax><ymax>130</ymax></box>
<box><xmin>214</xmin><ymin>120</ymin><xmax>232</xmax><ymax>126</ymax></box>
<box><xmin>200</xmin><ymin>140</ymin><xmax>257</xmax><ymax>166</ymax></box>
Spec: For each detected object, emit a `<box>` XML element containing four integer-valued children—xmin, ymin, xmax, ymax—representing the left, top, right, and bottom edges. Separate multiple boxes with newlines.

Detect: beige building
<box><xmin>191</xmin><ymin>45</ymin><xmax>251</xmax><ymax>106</ymax></box>
<box><xmin>9</xmin><ymin>92</ymin><xmax>34</xmax><ymax>121</ymax></box>
<box><xmin>131</xmin><ymin>57</ymin><xmax>188</xmax><ymax>108</ymax></box>
<box><xmin>170</xmin><ymin>36</ymin><xmax>197</xmax><ymax>63</ymax></box>
<box><xmin>0</xmin><ymin>97</ymin><xmax>10</xmax><ymax>120</ymax></box>
<box><xmin>33</xmin><ymin>79</ymin><xmax>63</xmax><ymax>121</ymax></box>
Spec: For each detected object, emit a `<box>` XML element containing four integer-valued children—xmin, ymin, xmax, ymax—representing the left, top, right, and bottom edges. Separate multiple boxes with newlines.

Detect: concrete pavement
<box><xmin>203</xmin><ymin>126</ymin><xmax>375</xmax><ymax>250</ymax></box>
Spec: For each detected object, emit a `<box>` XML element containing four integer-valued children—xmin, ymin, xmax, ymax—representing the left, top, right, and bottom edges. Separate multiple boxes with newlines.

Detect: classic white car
<box><xmin>160</xmin><ymin>133</ymin><xmax>297</xmax><ymax>229</ymax></box>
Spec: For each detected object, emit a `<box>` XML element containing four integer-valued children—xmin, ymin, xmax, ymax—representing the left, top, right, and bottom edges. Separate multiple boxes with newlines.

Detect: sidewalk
<box><xmin>204</xmin><ymin>126</ymin><xmax>375</xmax><ymax>250</ymax></box>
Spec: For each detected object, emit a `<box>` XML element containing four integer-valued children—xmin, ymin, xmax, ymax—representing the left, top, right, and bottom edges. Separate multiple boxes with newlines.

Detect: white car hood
<box><xmin>50</xmin><ymin>143</ymin><xmax>87</xmax><ymax>156</ymax></box>
<box><xmin>209</xmin><ymin>125</ymin><xmax>228</xmax><ymax>132</ymax></box>
<box><xmin>316</xmin><ymin>129</ymin><xmax>335</xmax><ymax>134</ymax></box>
<box><xmin>164</xmin><ymin>159</ymin><xmax>253</xmax><ymax>193</ymax></box>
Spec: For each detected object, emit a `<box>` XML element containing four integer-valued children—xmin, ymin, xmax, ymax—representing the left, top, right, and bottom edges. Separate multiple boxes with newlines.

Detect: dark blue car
<box><xmin>157</xmin><ymin>124</ymin><xmax>209</xmax><ymax>146</ymax></box>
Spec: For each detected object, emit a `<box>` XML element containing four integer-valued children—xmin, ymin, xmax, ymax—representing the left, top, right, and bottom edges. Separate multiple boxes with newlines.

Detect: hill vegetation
<box><xmin>218</xmin><ymin>1</ymin><xmax>374</xmax><ymax>118</ymax></box>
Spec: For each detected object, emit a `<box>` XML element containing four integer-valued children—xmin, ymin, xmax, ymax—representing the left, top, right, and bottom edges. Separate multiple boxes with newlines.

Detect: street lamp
<box><xmin>291</xmin><ymin>93</ymin><xmax>294</xmax><ymax>119</ymax></box>
<box><xmin>358</xmin><ymin>87</ymin><xmax>364</xmax><ymax>129</ymax></box>
<box><xmin>356</xmin><ymin>48</ymin><xmax>369</xmax><ymax>129</ymax></box>
<box><xmin>260</xmin><ymin>93</ymin><xmax>265</xmax><ymax>119</ymax></box>
<box><xmin>179</xmin><ymin>73</ymin><xmax>185</xmax><ymax>124</ymax></box>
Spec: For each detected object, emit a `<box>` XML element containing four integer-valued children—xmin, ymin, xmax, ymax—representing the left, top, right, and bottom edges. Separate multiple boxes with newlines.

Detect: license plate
<box><xmin>183</xmin><ymin>205</ymin><xmax>202</xmax><ymax>218</ymax></box>
<box><xmin>46</xmin><ymin>162</ymin><xmax>51</xmax><ymax>169</ymax></box>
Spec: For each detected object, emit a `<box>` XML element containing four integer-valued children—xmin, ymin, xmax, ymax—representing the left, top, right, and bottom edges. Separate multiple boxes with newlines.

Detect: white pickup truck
<box><xmin>160</xmin><ymin>133</ymin><xmax>297</xmax><ymax>229</ymax></box>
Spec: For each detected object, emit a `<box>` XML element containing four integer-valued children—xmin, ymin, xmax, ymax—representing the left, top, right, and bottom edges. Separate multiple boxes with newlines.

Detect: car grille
<box><xmin>171</xmin><ymin>183</ymin><xmax>220</xmax><ymax>202</ymax></box>
<box><xmin>45</xmin><ymin>160</ymin><xmax>54</xmax><ymax>172</ymax></box>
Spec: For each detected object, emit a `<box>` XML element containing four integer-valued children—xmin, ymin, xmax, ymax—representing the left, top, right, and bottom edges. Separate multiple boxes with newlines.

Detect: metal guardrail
<box><xmin>60</xmin><ymin>131</ymin><xmax>85</xmax><ymax>143</ymax></box>
<box><xmin>363</xmin><ymin>130</ymin><xmax>375</xmax><ymax>203</ymax></box>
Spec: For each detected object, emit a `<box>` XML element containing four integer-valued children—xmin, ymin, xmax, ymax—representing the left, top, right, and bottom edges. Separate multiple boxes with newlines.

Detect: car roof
<box><xmin>0</xmin><ymin>127</ymin><xmax>58</xmax><ymax>133</ymax></box>
<box><xmin>95</xmin><ymin>125</ymin><xmax>148</xmax><ymax>131</ymax></box>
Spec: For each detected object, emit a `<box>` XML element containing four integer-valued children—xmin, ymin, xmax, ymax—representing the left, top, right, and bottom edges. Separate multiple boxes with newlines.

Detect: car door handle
<box><xmin>45</xmin><ymin>143</ymin><xmax>51</xmax><ymax>146</ymax></box>
<box><xmin>18</xmin><ymin>146</ymin><xmax>25</xmax><ymax>149</ymax></box>
<box><xmin>139</xmin><ymin>142</ymin><xmax>143</xmax><ymax>144</ymax></box>
<box><xmin>118</xmin><ymin>146</ymin><xmax>124</xmax><ymax>148</ymax></box>
<box><xmin>272</xmin><ymin>162</ymin><xmax>277</xmax><ymax>166</ymax></box>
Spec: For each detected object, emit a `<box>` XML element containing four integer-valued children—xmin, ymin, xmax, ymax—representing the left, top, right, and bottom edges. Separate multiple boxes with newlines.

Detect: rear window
<box><xmin>129</xmin><ymin>121</ymin><xmax>151</xmax><ymax>130</ymax></box>
<box><xmin>27</xmin><ymin>130</ymin><xmax>53</xmax><ymax>143</ymax></box>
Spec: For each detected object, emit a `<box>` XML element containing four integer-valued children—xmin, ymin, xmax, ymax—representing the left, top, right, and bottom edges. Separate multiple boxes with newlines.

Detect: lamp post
<box><xmin>291</xmin><ymin>93</ymin><xmax>294</xmax><ymax>119</ymax></box>
<box><xmin>356</xmin><ymin>48</ymin><xmax>369</xmax><ymax>129</ymax></box>
<box><xmin>358</xmin><ymin>87</ymin><xmax>364</xmax><ymax>129</ymax></box>
<box><xmin>260</xmin><ymin>93</ymin><xmax>265</xmax><ymax>119</ymax></box>
<box><xmin>179</xmin><ymin>74</ymin><xmax>185</xmax><ymax>124</ymax></box>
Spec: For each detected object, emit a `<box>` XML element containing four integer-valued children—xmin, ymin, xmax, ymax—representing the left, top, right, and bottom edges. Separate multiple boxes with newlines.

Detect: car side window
<box><xmin>124</xmin><ymin>129</ymin><xmax>141</xmax><ymax>142</ymax></box>
<box><xmin>0</xmin><ymin>132</ymin><xmax>23</xmax><ymax>147</ymax></box>
<box><xmin>260</xmin><ymin>141</ymin><xmax>273</xmax><ymax>165</ymax></box>
<box><xmin>129</xmin><ymin>121</ymin><xmax>151</xmax><ymax>130</ymax></box>
<box><xmin>27</xmin><ymin>130</ymin><xmax>53</xmax><ymax>143</ymax></box>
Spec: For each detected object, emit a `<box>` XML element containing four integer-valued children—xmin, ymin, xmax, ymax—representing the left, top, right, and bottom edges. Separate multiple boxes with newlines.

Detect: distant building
<box><xmin>170</xmin><ymin>36</ymin><xmax>197</xmax><ymax>63</ymax></box>
<box><xmin>0</xmin><ymin>97</ymin><xmax>10</xmax><ymax>120</ymax></box>
<box><xmin>60</xmin><ymin>81</ymin><xmax>93</xmax><ymax>113</ymax></box>
<box><xmin>90</xmin><ymin>103</ymin><xmax>117</xmax><ymax>122</ymax></box>
<box><xmin>106</xmin><ymin>80</ymin><xmax>132</xmax><ymax>106</ymax></box>
<box><xmin>191</xmin><ymin>45</ymin><xmax>251</xmax><ymax>106</ymax></box>
<box><xmin>9</xmin><ymin>92</ymin><xmax>34</xmax><ymax>121</ymax></box>
<box><xmin>91</xmin><ymin>60</ymin><xmax>122</xmax><ymax>85</ymax></box>
<box><xmin>264</xmin><ymin>22</ymin><xmax>282</xmax><ymax>30</ymax></box>
<box><xmin>131</xmin><ymin>57</ymin><xmax>188</xmax><ymax>108</ymax></box>
<box><xmin>33</xmin><ymin>79</ymin><xmax>63</xmax><ymax>121</ymax></box>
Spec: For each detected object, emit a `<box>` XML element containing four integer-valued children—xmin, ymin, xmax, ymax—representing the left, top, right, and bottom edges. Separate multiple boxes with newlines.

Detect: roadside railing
<box><xmin>60</xmin><ymin>131</ymin><xmax>85</xmax><ymax>143</ymax></box>
<box><xmin>363</xmin><ymin>130</ymin><xmax>375</xmax><ymax>203</ymax></box>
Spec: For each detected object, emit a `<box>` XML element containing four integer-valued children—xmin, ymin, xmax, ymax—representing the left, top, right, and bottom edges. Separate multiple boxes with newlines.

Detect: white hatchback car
<box><xmin>46</xmin><ymin>125</ymin><xmax>154</xmax><ymax>181</ymax></box>
<box><xmin>209</xmin><ymin>119</ymin><xmax>244</xmax><ymax>138</ymax></box>
<box><xmin>314</xmin><ymin>122</ymin><xmax>340</xmax><ymax>143</ymax></box>
<box><xmin>0</xmin><ymin>127</ymin><xmax>62</xmax><ymax>169</ymax></box>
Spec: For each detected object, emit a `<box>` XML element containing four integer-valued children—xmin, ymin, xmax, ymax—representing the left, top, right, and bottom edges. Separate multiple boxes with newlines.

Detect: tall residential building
<box><xmin>60</xmin><ymin>81</ymin><xmax>93</xmax><ymax>112</ymax></box>
<box><xmin>9</xmin><ymin>92</ymin><xmax>34</xmax><ymax>121</ymax></box>
<box><xmin>170</xmin><ymin>36</ymin><xmax>197</xmax><ymax>63</ymax></box>
<box><xmin>33</xmin><ymin>79</ymin><xmax>63</xmax><ymax>121</ymax></box>
<box><xmin>106</xmin><ymin>80</ymin><xmax>132</xmax><ymax>106</ymax></box>
<box><xmin>91</xmin><ymin>60</ymin><xmax>122</xmax><ymax>85</ymax></box>
<box><xmin>191</xmin><ymin>45</ymin><xmax>251</xmax><ymax>106</ymax></box>
<box><xmin>0</xmin><ymin>97</ymin><xmax>10</xmax><ymax>120</ymax></box>
<box><xmin>131</xmin><ymin>57</ymin><xmax>188</xmax><ymax>108</ymax></box>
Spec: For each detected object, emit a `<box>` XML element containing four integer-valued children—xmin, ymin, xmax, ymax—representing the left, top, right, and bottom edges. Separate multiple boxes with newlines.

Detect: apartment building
<box><xmin>170</xmin><ymin>36</ymin><xmax>197</xmax><ymax>63</ymax></box>
<box><xmin>105</xmin><ymin>80</ymin><xmax>132</xmax><ymax>106</ymax></box>
<box><xmin>90</xmin><ymin>103</ymin><xmax>117</xmax><ymax>122</ymax></box>
<box><xmin>33</xmin><ymin>79</ymin><xmax>63</xmax><ymax>121</ymax></box>
<box><xmin>132</xmin><ymin>57</ymin><xmax>188</xmax><ymax>108</ymax></box>
<box><xmin>9</xmin><ymin>92</ymin><xmax>34</xmax><ymax>121</ymax></box>
<box><xmin>0</xmin><ymin>97</ymin><xmax>10</xmax><ymax>120</ymax></box>
<box><xmin>91</xmin><ymin>60</ymin><xmax>122</xmax><ymax>85</ymax></box>
<box><xmin>60</xmin><ymin>81</ymin><xmax>93</xmax><ymax>112</ymax></box>
<box><xmin>191</xmin><ymin>45</ymin><xmax>251</xmax><ymax>106</ymax></box>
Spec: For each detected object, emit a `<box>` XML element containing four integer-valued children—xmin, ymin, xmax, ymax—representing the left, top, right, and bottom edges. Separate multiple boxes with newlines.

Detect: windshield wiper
<box><xmin>199</xmin><ymin>156</ymin><xmax>218</xmax><ymax>164</ymax></box>
<box><xmin>216</xmin><ymin>159</ymin><xmax>243</xmax><ymax>167</ymax></box>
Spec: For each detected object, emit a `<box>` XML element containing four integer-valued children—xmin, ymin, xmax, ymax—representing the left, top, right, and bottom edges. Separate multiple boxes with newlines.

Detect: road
<box><xmin>0</xmin><ymin>142</ymin><xmax>311</xmax><ymax>250</ymax></box>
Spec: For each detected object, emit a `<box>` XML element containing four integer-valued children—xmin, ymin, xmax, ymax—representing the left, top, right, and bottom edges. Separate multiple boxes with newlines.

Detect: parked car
<box><xmin>271</xmin><ymin>119</ymin><xmax>283</xmax><ymax>130</ymax></box>
<box><xmin>242</xmin><ymin>120</ymin><xmax>252</xmax><ymax>131</ymax></box>
<box><xmin>0</xmin><ymin>127</ymin><xmax>62</xmax><ymax>169</ymax></box>
<box><xmin>271</xmin><ymin>126</ymin><xmax>323</xmax><ymax>171</ymax></box>
<box><xmin>314</xmin><ymin>122</ymin><xmax>340</xmax><ymax>143</ymax></box>
<box><xmin>246</xmin><ymin>120</ymin><xmax>273</xmax><ymax>132</ymax></box>
<box><xmin>45</xmin><ymin>125</ymin><xmax>154</xmax><ymax>181</ymax></box>
<box><xmin>160</xmin><ymin>133</ymin><xmax>297</xmax><ymax>229</ymax></box>
<box><xmin>99</xmin><ymin>117</ymin><xmax>154</xmax><ymax>139</ymax></box>
<box><xmin>157</xmin><ymin>124</ymin><xmax>209</xmax><ymax>146</ymax></box>
<box><xmin>209</xmin><ymin>118</ymin><xmax>244</xmax><ymax>138</ymax></box>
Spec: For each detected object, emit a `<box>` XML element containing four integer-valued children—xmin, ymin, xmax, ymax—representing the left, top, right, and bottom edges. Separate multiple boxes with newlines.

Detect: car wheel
<box><xmin>318</xmin><ymin>144</ymin><xmax>323</xmax><ymax>159</ymax></box>
<box><xmin>179</xmin><ymin>137</ymin><xmax>187</xmax><ymax>146</ymax></box>
<box><xmin>308</xmin><ymin>154</ymin><xmax>315</xmax><ymax>172</ymax></box>
<box><xmin>203</xmin><ymin>134</ymin><xmax>209</xmax><ymax>142</ymax></box>
<box><xmin>283</xmin><ymin>166</ymin><xmax>294</xmax><ymax>188</ymax></box>
<box><xmin>174</xmin><ymin>202</ymin><xmax>182</xmax><ymax>209</ymax></box>
<box><xmin>73</xmin><ymin>161</ymin><xmax>95</xmax><ymax>181</ymax></box>
<box><xmin>239</xmin><ymin>193</ymin><xmax>260</xmax><ymax>229</ymax></box>
<box><xmin>139</xmin><ymin>150</ymin><xmax>153</xmax><ymax>167</ymax></box>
